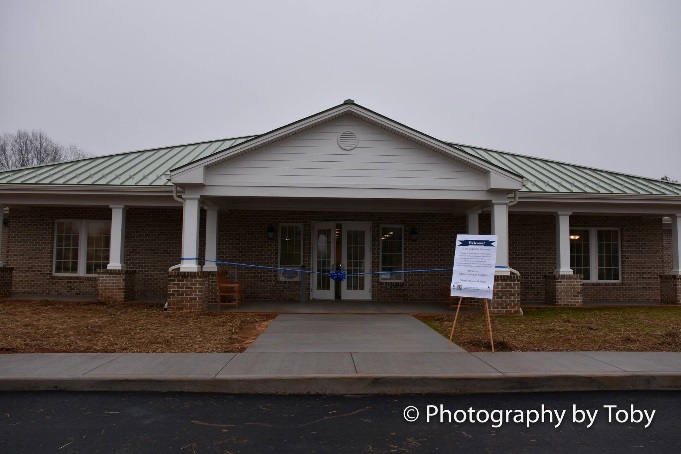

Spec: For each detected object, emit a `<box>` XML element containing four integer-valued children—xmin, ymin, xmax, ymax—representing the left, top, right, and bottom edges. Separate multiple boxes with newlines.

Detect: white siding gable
<box><xmin>205</xmin><ymin>116</ymin><xmax>487</xmax><ymax>192</ymax></box>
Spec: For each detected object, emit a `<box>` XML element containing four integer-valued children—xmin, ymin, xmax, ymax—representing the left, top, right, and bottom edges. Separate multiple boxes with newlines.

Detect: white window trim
<box><xmin>278</xmin><ymin>223</ymin><xmax>303</xmax><ymax>277</ymax></box>
<box><xmin>379</xmin><ymin>224</ymin><xmax>404</xmax><ymax>282</ymax></box>
<box><xmin>572</xmin><ymin>227</ymin><xmax>622</xmax><ymax>283</ymax></box>
<box><xmin>53</xmin><ymin>219</ymin><xmax>110</xmax><ymax>277</ymax></box>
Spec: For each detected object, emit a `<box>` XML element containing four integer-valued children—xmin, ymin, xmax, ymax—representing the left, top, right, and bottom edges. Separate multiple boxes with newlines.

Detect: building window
<box><xmin>569</xmin><ymin>228</ymin><xmax>621</xmax><ymax>282</ymax></box>
<box><xmin>278</xmin><ymin>224</ymin><xmax>303</xmax><ymax>273</ymax></box>
<box><xmin>380</xmin><ymin>225</ymin><xmax>403</xmax><ymax>282</ymax></box>
<box><xmin>54</xmin><ymin>220</ymin><xmax>110</xmax><ymax>275</ymax></box>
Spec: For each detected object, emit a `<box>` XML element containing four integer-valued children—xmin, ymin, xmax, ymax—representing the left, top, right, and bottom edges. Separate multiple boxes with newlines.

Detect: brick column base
<box><xmin>490</xmin><ymin>274</ymin><xmax>521</xmax><ymax>315</ymax></box>
<box><xmin>96</xmin><ymin>269</ymin><xmax>136</xmax><ymax>303</ymax></box>
<box><xmin>167</xmin><ymin>271</ymin><xmax>210</xmax><ymax>311</ymax></box>
<box><xmin>0</xmin><ymin>267</ymin><xmax>14</xmax><ymax>298</ymax></box>
<box><xmin>660</xmin><ymin>274</ymin><xmax>681</xmax><ymax>305</ymax></box>
<box><xmin>545</xmin><ymin>274</ymin><xmax>583</xmax><ymax>306</ymax></box>
<box><xmin>203</xmin><ymin>271</ymin><xmax>217</xmax><ymax>306</ymax></box>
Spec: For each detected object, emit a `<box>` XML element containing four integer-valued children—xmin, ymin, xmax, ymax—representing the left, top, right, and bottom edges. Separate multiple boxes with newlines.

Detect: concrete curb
<box><xmin>2</xmin><ymin>374</ymin><xmax>681</xmax><ymax>394</ymax></box>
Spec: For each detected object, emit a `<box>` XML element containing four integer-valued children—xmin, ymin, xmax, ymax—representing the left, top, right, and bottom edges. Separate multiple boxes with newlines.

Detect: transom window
<box><xmin>54</xmin><ymin>220</ymin><xmax>110</xmax><ymax>275</ymax></box>
<box><xmin>380</xmin><ymin>225</ymin><xmax>403</xmax><ymax>282</ymax></box>
<box><xmin>569</xmin><ymin>228</ymin><xmax>621</xmax><ymax>282</ymax></box>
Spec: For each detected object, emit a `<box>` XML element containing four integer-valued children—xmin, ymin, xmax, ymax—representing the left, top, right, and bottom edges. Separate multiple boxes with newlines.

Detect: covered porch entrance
<box><xmin>165</xmin><ymin>102</ymin><xmax>524</xmax><ymax>312</ymax></box>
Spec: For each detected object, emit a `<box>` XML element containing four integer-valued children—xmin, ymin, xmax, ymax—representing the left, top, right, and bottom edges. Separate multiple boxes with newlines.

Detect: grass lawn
<box><xmin>417</xmin><ymin>307</ymin><xmax>681</xmax><ymax>352</ymax></box>
<box><xmin>0</xmin><ymin>300</ymin><xmax>274</xmax><ymax>353</ymax></box>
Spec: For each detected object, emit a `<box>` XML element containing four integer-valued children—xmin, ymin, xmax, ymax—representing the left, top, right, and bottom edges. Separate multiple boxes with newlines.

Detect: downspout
<box><xmin>506</xmin><ymin>190</ymin><xmax>521</xmax><ymax>276</ymax></box>
<box><xmin>168</xmin><ymin>183</ymin><xmax>185</xmax><ymax>272</ymax></box>
<box><xmin>172</xmin><ymin>183</ymin><xmax>184</xmax><ymax>204</ymax></box>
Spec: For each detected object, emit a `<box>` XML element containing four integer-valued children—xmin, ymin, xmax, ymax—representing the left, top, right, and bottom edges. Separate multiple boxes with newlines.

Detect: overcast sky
<box><xmin>1</xmin><ymin>0</ymin><xmax>680</xmax><ymax>180</ymax></box>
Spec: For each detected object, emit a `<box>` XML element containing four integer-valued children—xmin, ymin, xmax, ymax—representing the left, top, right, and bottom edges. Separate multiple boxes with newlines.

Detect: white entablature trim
<box><xmin>182</xmin><ymin>185</ymin><xmax>508</xmax><ymax>201</ymax></box>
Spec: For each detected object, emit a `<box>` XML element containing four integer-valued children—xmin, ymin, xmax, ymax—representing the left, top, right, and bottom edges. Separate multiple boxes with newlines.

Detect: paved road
<box><xmin>1</xmin><ymin>391</ymin><xmax>680</xmax><ymax>453</ymax></box>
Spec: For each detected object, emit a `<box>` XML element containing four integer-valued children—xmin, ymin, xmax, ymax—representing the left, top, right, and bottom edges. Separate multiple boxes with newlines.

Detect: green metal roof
<box><xmin>0</xmin><ymin>137</ymin><xmax>252</xmax><ymax>187</ymax></box>
<box><xmin>0</xmin><ymin>132</ymin><xmax>679</xmax><ymax>196</ymax></box>
<box><xmin>453</xmin><ymin>144</ymin><xmax>681</xmax><ymax>196</ymax></box>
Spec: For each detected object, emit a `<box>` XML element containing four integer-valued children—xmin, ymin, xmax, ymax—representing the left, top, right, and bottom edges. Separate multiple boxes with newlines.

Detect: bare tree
<box><xmin>0</xmin><ymin>129</ymin><xmax>89</xmax><ymax>170</ymax></box>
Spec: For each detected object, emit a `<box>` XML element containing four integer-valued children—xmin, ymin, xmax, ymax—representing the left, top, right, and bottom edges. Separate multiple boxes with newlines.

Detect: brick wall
<box><xmin>5</xmin><ymin>205</ymin><xmax>673</xmax><ymax>305</ymax></box>
<box><xmin>508</xmin><ymin>214</ymin><xmax>670</xmax><ymax>304</ymax></box>
<box><xmin>490</xmin><ymin>274</ymin><xmax>521</xmax><ymax>314</ymax></box>
<box><xmin>573</xmin><ymin>215</ymin><xmax>667</xmax><ymax>302</ymax></box>
<box><xmin>123</xmin><ymin>207</ymin><xmax>187</xmax><ymax>301</ymax></box>
<box><xmin>167</xmin><ymin>271</ymin><xmax>208</xmax><ymax>311</ymax></box>
<box><xmin>545</xmin><ymin>274</ymin><xmax>583</xmax><ymax>306</ymax></box>
<box><xmin>5</xmin><ymin>206</ymin><xmax>188</xmax><ymax>300</ymax></box>
<box><xmin>6</xmin><ymin>207</ymin><xmax>109</xmax><ymax>296</ymax></box>
<box><xmin>96</xmin><ymin>269</ymin><xmax>136</xmax><ymax>303</ymax></box>
<box><xmin>663</xmin><ymin>225</ymin><xmax>672</xmax><ymax>269</ymax></box>
<box><xmin>1</xmin><ymin>213</ymin><xmax>8</xmax><ymax>265</ymax></box>
<box><xmin>660</xmin><ymin>275</ymin><xmax>681</xmax><ymax>305</ymax></box>
<box><xmin>508</xmin><ymin>214</ymin><xmax>556</xmax><ymax>304</ymax></box>
<box><xmin>0</xmin><ymin>267</ymin><xmax>13</xmax><ymax>297</ymax></box>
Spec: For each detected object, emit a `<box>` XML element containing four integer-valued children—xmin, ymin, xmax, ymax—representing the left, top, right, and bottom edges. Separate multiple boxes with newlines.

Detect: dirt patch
<box><xmin>0</xmin><ymin>300</ymin><xmax>274</xmax><ymax>353</ymax></box>
<box><xmin>417</xmin><ymin>307</ymin><xmax>681</xmax><ymax>352</ymax></box>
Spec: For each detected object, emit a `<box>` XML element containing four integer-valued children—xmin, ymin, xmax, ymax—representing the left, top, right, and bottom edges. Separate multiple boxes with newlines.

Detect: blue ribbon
<box><xmin>328</xmin><ymin>271</ymin><xmax>347</xmax><ymax>282</ymax></box>
<box><xmin>180</xmin><ymin>259</ymin><xmax>508</xmax><ymax>276</ymax></box>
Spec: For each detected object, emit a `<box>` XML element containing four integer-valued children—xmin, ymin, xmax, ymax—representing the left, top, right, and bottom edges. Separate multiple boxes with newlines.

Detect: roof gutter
<box><xmin>172</xmin><ymin>184</ymin><xmax>184</xmax><ymax>203</ymax></box>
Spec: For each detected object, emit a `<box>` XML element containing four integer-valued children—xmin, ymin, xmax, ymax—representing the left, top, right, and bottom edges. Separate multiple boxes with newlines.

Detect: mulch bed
<box><xmin>3</xmin><ymin>301</ymin><xmax>680</xmax><ymax>354</ymax></box>
<box><xmin>0</xmin><ymin>300</ymin><xmax>274</xmax><ymax>353</ymax></box>
<box><xmin>417</xmin><ymin>307</ymin><xmax>681</xmax><ymax>352</ymax></box>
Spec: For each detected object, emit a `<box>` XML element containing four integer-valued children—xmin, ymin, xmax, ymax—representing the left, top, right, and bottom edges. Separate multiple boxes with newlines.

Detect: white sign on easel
<box><xmin>451</xmin><ymin>234</ymin><xmax>498</xmax><ymax>299</ymax></box>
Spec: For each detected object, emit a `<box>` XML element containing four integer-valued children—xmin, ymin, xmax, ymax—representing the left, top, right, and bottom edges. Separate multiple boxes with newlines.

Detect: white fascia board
<box><xmin>518</xmin><ymin>192</ymin><xmax>681</xmax><ymax>204</ymax></box>
<box><xmin>170</xmin><ymin>166</ymin><xmax>205</xmax><ymax>185</ymax></box>
<box><xmin>0</xmin><ymin>184</ymin><xmax>173</xmax><ymax>195</ymax></box>
<box><xmin>510</xmin><ymin>200</ymin><xmax>681</xmax><ymax>215</ymax></box>
<box><xmin>169</xmin><ymin>104</ymin><xmax>524</xmax><ymax>186</ymax></box>
<box><xmin>518</xmin><ymin>191</ymin><xmax>681</xmax><ymax>203</ymax></box>
<box><xmin>0</xmin><ymin>191</ymin><xmax>180</xmax><ymax>207</ymax></box>
<box><xmin>487</xmin><ymin>171</ymin><xmax>524</xmax><ymax>190</ymax></box>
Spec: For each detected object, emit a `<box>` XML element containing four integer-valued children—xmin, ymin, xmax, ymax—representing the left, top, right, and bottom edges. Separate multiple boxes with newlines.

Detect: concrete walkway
<box><xmin>1</xmin><ymin>351</ymin><xmax>680</xmax><ymax>394</ymax></box>
<box><xmin>211</xmin><ymin>300</ymin><xmax>457</xmax><ymax>314</ymax></box>
<box><xmin>247</xmin><ymin>314</ymin><xmax>464</xmax><ymax>352</ymax></box>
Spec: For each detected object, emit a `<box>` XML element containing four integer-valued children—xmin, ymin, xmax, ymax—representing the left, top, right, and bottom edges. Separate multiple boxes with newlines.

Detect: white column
<box><xmin>671</xmin><ymin>214</ymin><xmax>681</xmax><ymax>275</ymax></box>
<box><xmin>180</xmin><ymin>195</ymin><xmax>201</xmax><ymax>272</ymax></box>
<box><xmin>0</xmin><ymin>205</ymin><xmax>4</xmax><ymax>267</ymax></box>
<box><xmin>203</xmin><ymin>206</ymin><xmax>218</xmax><ymax>272</ymax></box>
<box><xmin>491</xmin><ymin>201</ymin><xmax>509</xmax><ymax>274</ymax></box>
<box><xmin>555</xmin><ymin>212</ymin><xmax>573</xmax><ymax>275</ymax></box>
<box><xmin>466</xmin><ymin>210</ymin><xmax>480</xmax><ymax>235</ymax></box>
<box><xmin>107</xmin><ymin>205</ymin><xmax>126</xmax><ymax>270</ymax></box>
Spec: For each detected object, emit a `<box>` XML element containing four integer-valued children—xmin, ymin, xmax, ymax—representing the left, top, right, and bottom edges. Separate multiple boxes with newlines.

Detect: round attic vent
<box><xmin>338</xmin><ymin>131</ymin><xmax>358</xmax><ymax>150</ymax></box>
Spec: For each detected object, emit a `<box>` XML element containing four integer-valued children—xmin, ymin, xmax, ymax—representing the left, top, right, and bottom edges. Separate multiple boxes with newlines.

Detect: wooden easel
<box><xmin>448</xmin><ymin>296</ymin><xmax>495</xmax><ymax>352</ymax></box>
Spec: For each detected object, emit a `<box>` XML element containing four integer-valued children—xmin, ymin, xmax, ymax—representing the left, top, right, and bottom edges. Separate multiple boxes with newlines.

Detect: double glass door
<box><xmin>311</xmin><ymin>222</ymin><xmax>371</xmax><ymax>300</ymax></box>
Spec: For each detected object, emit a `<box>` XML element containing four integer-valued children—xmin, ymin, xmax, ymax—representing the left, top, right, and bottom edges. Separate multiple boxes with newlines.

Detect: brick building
<box><xmin>1</xmin><ymin>101</ymin><xmax>680</xmax><ymax>313</ymax></box>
